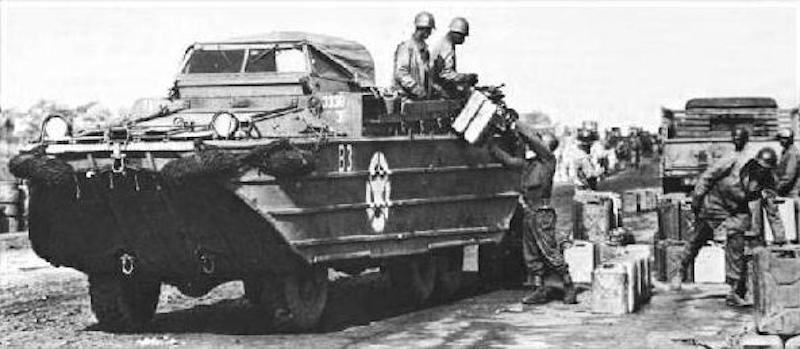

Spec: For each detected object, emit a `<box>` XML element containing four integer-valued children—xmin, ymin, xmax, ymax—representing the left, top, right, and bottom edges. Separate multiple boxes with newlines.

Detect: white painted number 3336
<box><xmin>365</xmin><ymin>151</ymin><xmax>391</xmax><ymax>233</ymax></box>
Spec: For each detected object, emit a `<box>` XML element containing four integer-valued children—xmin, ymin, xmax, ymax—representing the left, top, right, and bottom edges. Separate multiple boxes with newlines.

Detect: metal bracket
<box><xmin>120</xmin><ymin>253</ymin><xmax>135</xmax><ymax>276</ymax></box>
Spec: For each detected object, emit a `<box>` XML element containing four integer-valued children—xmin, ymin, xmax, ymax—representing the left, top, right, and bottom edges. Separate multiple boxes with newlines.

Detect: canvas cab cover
<box><xmin>183</xmin><ymin>31</ymin><xmax>375</xmax><ymax>87</ymax></box>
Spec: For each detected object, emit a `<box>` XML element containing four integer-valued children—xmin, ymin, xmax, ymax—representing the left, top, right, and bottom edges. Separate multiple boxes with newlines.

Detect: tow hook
<box><xmin>120</xmin><ymin>253</ymin><xmax>135</xmax><ymax>276</ymax></box>
<box><xmin>197</xmin><ymin>250</ymin><xmax>216</xmax><ymax>275</ymax></box>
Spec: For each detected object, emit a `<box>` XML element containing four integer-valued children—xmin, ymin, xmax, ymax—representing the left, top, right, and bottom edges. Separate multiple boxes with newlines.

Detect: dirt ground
<box><xmin>0</xmin><ymin>159</ymin><xmax>755</xmax><ymax>348</ymax></box>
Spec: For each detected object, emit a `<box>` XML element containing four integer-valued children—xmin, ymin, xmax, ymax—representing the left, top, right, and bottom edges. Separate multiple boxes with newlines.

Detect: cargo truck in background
<box><xmin>660</xmin><ymin>97</ymin><xmax>799</xmax><ymax>193</ymax></box>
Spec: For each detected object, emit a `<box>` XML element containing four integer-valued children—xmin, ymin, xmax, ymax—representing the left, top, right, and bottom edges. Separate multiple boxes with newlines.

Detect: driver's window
<box><xmin>245</xmin><ymin>47</ymin><xmax>306</xmax><ymax>73</ymax></box>
<box><xmin>245</xmin><ymin>48</ymin><xmax>277</xmax><ymax>72</ymax></box>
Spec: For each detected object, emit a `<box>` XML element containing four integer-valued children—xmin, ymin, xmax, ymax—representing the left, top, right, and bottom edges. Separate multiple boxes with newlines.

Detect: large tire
<box><xmin>433</xmin><ymin>248</ymin><xmax>463</xmax><ymax>300</ymax></box>
<box><xmin>257</xmin><ymin>266</ymin><xmax>329</xmax><ymax>332</ymax></box>
<box><xmin>88</xmin><ymin>275</ymin><xmax>161</xmax><ymax>332</ymax></box>
<box><xmin>386</xmin><ymin>255</ymin><xmax>437</xmax><ymax>305</ymax></box>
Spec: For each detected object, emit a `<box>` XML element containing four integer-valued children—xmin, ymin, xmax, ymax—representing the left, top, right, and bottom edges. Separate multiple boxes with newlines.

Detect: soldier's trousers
<box><xmin>680</xmin><ymin>214</ymin><xmax>762</xmax><ymax>289</ymax></box>
<box><xmin>523</xmin><ymin>205</ymin><xmax>569</xmax><ymax>276</ymax></box>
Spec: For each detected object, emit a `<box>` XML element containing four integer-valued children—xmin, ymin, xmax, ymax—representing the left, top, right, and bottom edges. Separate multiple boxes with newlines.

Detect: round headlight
<box><xmin>210</xmin><ymin>112</ymin><xmax>239</xmax><ymax>139</ymax></box>
<box><xmin>41</xmin><ymin>115</ymin><xmax>71</xmax><ymax>140</ymax></box>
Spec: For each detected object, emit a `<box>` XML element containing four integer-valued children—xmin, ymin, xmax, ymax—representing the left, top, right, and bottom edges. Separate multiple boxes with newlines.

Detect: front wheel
<box><xmin>88</xmin><ymin>274</ymin><xmax>161</xmax><ymax>332</ymax></box>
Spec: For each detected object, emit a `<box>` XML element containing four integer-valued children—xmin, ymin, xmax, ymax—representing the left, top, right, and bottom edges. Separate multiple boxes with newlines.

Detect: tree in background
<box><xmin>1</xmin><ymin>100</ymin><xmax>120</xmax><ymax>141</ymax></box>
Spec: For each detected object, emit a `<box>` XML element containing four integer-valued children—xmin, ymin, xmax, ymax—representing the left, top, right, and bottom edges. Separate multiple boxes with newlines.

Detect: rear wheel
<box><xmin>478</xmin><ymin>243</ymin><xmax>503</xmax><ymax>285</ymax></box>
<box><xmin>251</xmin><ymin>266</ymin><xmax>329</xmax><ymax>332</ymax></box>
<box><xmin>386</xmin><ymin>255</ymin><xmax>437</xmax><ymax>305</ymax></box>
<box><xmin>433</xmin><ymin>248</ymin><xmax>463</xmax><ymax>300</ymax></box>
<box><xmin>88</xmin><ymin>274</ymin><xmax>161</xmax><ymax>332</ymax></box>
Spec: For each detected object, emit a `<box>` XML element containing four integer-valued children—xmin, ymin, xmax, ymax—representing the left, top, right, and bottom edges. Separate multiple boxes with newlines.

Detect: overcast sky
<box><xmin>1</xmin><ymin>1</ymin><xmax>797</xmax><ymax>130</ymax></box>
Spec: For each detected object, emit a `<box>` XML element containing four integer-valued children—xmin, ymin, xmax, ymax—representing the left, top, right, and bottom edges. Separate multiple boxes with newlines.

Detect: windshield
<box><xmin>182</xmin><ymin>46</ymin><xmax>308</xmax><ymax>74</ymax></box>
<box><xmin>183</xmin><ymin>49</ymin><xmax>245</xmax><ymax>73</ymax></box>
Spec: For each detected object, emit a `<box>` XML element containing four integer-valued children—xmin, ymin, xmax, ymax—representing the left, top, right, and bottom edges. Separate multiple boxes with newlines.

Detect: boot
<box><xmin>562</xmin><ymin>273</ymin><xmax>578</xmax><ymax>304</ymax></box>
<box><xmin>731</xmin><ymin>279</ymin><xmax>753</xmax><ymax>307</ymax></box>
<box><xmin>669</xmin><ymin>265</ymin><xmax>686</xmax><ymax>291</ymax></box>
<box><xmin>521</xmin><ymin>274</ymin><xmax>549</xmax><ymax>305</ymax></box>
<box><xmin>725</xmin><ymin>289</ymin><xmax>750</xmax><ymax>307</ymax></box>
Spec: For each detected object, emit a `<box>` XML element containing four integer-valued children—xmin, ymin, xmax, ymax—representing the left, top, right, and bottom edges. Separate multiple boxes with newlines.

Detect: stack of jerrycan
<box><xmin>0</xmin><ymin>180</ymin><xmax>23</xmax><ymax>233</ymax></box>
<box><xmin>622</xmin><ymin>188</ymin><xmax>661</xmax><ymax>215</ymax></box>
<box><xmin>654</xmin><ymin>193</ymin><xmax>695</xmax><ymax>282</ymax></box>
<box><xmin>568</xmin><ymin>190</ymin><xmax>645</xmax><ymax>285</ymax></box>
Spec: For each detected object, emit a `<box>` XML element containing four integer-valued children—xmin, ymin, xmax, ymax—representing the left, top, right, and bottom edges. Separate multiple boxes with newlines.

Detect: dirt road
<box><xmin>0</xmin><ymin>160</ymin><xmax>754</xmax><ymax>348</ymax></box>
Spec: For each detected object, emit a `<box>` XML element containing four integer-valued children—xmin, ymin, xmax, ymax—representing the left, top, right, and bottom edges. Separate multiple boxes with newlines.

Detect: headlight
<box><xmin>210</xmin><ymin>112</ymin><xmax>239</xmax><ymax>139</ymax></box>
<box><xmin>41</xmin><ymin>115</ymin><xmax>71</xmax><ymax>140</ymax></box>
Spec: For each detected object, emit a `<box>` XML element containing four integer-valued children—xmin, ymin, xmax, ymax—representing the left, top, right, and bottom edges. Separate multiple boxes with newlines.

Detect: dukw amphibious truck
<box><xmin>10</xmin><ymin>32</ymin><xmax>521</xmax><ymax>331</ymax></box>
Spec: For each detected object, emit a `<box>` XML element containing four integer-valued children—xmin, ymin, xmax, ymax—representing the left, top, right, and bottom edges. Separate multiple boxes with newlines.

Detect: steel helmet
<box><xmin>414</xmin><ymin>11</ymin><xmax>436</xmax><ymax>29</ymax></box>
<box><xmin>755</xmin><ymin>147</ymin><xmax>778</xmax><ymax>170</ymax></box>
<box><xmin>449</xmin><ymin>17</ymin><xmax>469</xmax><ymax>36</ymax></box>
<box><xmin>577</xmin><ymin>128</ymin><xmax>594</xmax><ymax>143</ymax></box>
<box><xmin>732</xmin><ymin>128</ymin><xmax>750</xmax><ymax>142</ymax></box>
<box><xmin>541</xmin><ymin>133</ymin><xmax>559</xmax><ymax>152</ymax></box>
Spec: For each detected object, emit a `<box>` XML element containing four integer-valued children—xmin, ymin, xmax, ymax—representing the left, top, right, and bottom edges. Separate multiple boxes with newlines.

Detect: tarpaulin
<box><xmin>201</xmin><ymin>31</ymin><xmax>375</xmax><ymax>87</ymax></box>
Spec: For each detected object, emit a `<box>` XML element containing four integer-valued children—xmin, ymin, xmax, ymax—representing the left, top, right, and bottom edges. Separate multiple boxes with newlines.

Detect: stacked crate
<box><xmin>654</xmin><ymin>193</ymin><xmax>696</xmax><ymax>282</ymax></box>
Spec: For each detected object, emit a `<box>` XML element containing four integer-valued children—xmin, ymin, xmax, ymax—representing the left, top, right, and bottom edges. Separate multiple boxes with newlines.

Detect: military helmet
<box><xmin>732</xmin><ymin>128</ymin><xmax>750</xmax><ymax>142</ymax></box>
<box><xmin>754</xmin><ymin>147</ymin><xmax>778</xmax><ymax>170</ymax></box>
<box><xmin>541</xmin><ymin>133</ymin><xmax>559</xmax><ymax>152</ymax></box>
<box><xmin>576</xmin><ymin>128</ymin><xmax>594</xmax><ymax>143</ymax></box>
<box><xmin>449</xmin><ymin>17</ymin><xmax>469</xmax><ymax>36</ymax></box>
<box><xmin>777</xmin><ymin>128</ymin><xmax>794</xmax><ymax>140</ymax></box>
<box><xmin>414</xmin><ymin>11</ymin><xmax>436</xmax><ymax>29</ymax></box>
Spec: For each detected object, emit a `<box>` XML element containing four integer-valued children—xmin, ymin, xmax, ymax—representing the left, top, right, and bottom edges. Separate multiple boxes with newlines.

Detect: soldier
<box><xmin>393</xmin><ymin>11</ymin><xmax>436</xmax><ymax>100</ymax></box>
<box><xmin>672</xmin><ymin>147</ymin><xmax>786</xmax><ymax>306</ymax></box>
<box><xmin>732</xmin><ymin>128</ymin><xmax>749</xmax><ymax>153</ymax></box>
<box><xmin>776</xmin><ymin>128</ymin><xmax>800</xmax><ymax>197</ymax></box>
<box><xmin>488</xmin><ymin>122</ymin><xmax>578</xmax><ymax>305</ymax></box>
<box><xmin>430</xmin><ymin>17</ymin><xmax>479</xmax><ymax>99</ymax></box>
<box><xmin>669</xmin><ymin>127</ymin><xmax>751</xmax><ymax>294</ymax></box>
<box><xmin>571</xmin><ymin>129</ymin><xmax>603</xmax><ymax>190</ymax></box>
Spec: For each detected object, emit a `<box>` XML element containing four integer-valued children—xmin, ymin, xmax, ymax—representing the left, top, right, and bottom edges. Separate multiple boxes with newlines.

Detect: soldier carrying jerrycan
<box><xmin>671</xmin><ymin>134</ymin><xmax>786</xmax><ymax>307</ymax></box>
